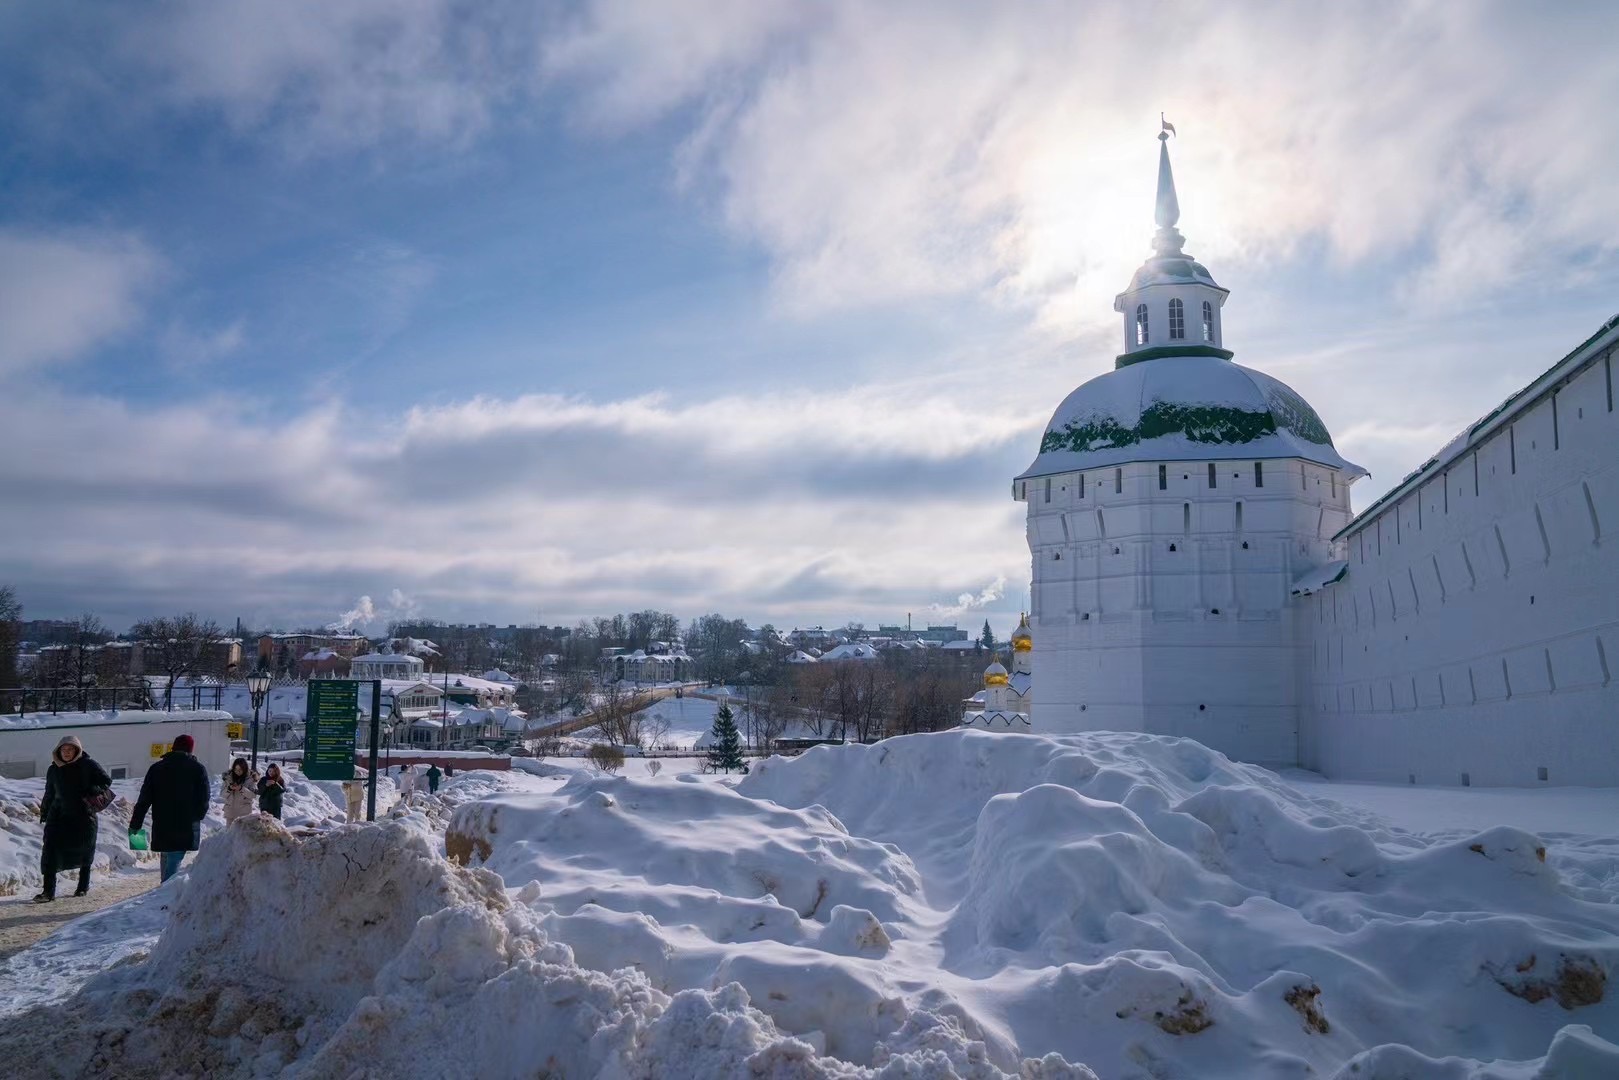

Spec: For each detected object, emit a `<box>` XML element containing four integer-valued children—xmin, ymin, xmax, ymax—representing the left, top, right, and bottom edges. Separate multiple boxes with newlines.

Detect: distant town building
<box><xmin>351</xmin><ymin>651</ymin><xmax>427</xmax><ymax>681</ymax></box>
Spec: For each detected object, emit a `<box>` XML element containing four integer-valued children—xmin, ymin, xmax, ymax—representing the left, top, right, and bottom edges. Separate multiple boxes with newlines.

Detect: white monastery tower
<box><xmin>1014</xmin><ymin>128</ymin><xmax>1366</xmax><ymax>765</ymax></box>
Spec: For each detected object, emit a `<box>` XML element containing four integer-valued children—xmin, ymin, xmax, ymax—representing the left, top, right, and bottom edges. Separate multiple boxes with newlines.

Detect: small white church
<box><xmin>1008</xmin><ymin>128</ymin><xmax>1619</xmax><ymax>787</ymax></box>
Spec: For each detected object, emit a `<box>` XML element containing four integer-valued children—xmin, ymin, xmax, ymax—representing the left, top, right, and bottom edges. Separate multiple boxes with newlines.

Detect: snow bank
<box><xmin>0</xmin><ymin>779</ymin><xmax>158</xmax><ymax>894</ymax></box>
<box><xmin>768</xmin><ymin>733</ymin><xmax>1619</xmax><ymax>1075</ymax></box>
<box><xmin>0</xmin><ymin>814</ymin><xmax>1091</xmax><ymax>1078</ymax></box>
<box><xmin>448</xmin><ymin>730</ymin><xmax>1619</xmax><ymax>1078</ymax></box>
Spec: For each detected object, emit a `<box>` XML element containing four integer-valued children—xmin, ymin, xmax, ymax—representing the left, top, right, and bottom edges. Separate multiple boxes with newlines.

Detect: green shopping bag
<box><xmin>129</xmin><ymin>828</ymin><xmax>149</xmax><ymax>851</ymax></box>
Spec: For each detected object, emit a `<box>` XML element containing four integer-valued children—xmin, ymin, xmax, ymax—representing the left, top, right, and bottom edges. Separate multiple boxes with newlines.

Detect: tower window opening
<box><xmin>1182</xmin><ymin>502</ymin><xmax>1191</xmax><ymax>537</ymax></box>
<box><xmin>1079</xmin><ymin>473</ymin><xmax>1086</xmax><ymax>498</ymax></box>
<box><xmin>1202</xmin><ymin>300</ymin><xmax>1214</xmax><ymax>342</ymax></box>
<box><xmin>1158</xmin><ymin>464</ymin><xmax>1167</xmax><ymax>490</ymax></box>
<box><xmin>1208</xmin><ymin>463</ymin><xmax>1217</xmax><ymax>489</ymax></box>
<box><xmin>1135</xmin><ymin>304</ymin><xmax>1149</xmax><ymax>345</ymax></box>
<box><xmin>1044</xmin><ymin>477</ymin><xmax>1051</xmax><ymax>504</ymax></box>
<box><xmin>1020</xmin><ymin>481</ymin><xmax>1026</xmax><ymax>500</ymax></box>
<box><xmin>1168</xmin><ymin>298</ymin><xmax>1185</xmax><ymax>340</ymax></box>
<box><xmin>1254</xmin><ymin>461</ymin><xmax>1264</xmax><ymax>487</ymax></box>
<box><xmin>1115</xmin><ymin>467</ymin><xmax>1122</xmax><ymax>494</ymax></box>
<box><xmin>1235</xmin><ymin>501</ymin><xmax>1244</xmax><ymax>534</ymax></box>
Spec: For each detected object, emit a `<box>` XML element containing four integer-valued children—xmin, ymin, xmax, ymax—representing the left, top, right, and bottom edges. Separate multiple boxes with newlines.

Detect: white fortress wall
<box><xmin>1028</xmin><ymin>454</ymin><xmax>1353</xmax><ymax>766</ymax></box>
<box><xmin>1303</xmin><ymin>319</ymin><xmax>1619</xmax><ymax>786</ymax></box>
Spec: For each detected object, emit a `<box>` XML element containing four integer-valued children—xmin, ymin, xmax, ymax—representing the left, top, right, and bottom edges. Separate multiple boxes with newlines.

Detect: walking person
<box><xmin>257</xmin><ymin>763</ymin><xmax>286</xmax><ymax>820</ymax></box>
<box><xmin>341</xmin><ymin>779</ymin><xmax>364</xmax><ymax>823</ymax></box>
<box><xmin>221</xmin><ymin>758</ymin><xmax>258</xmax><ymax>824</ymax></box>
<box><xmin>426</xmin><ymin>763</ymin><xmax>442</xmax><ymax>794</ymax></box>
<box><xmin>34</xmin><ymin>735</ymin><xmax>113</xmax><ymax>903</ymax></box>
<box><xmin>130</xmin><ymin>734</ymin><xmax>211</xmax><ymax>883</ymax></box>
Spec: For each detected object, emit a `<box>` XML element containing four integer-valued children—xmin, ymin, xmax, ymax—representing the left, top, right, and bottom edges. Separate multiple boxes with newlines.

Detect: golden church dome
<box><xmin>983</xmin><ymin>659</ymin><xmax>1009</xmax><ymax>687</ymax></box>
<box><xmin>1010</xmin><ymin>613</ymin><xmax>1033</xmax><ymax>652</ymax></box>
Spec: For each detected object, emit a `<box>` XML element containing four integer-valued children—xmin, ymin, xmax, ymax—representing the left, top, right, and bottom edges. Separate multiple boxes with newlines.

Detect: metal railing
<box><xmin>1</xmin><ymin>684</ymin><xmax>226</xmax><ymax>716</ymax></box>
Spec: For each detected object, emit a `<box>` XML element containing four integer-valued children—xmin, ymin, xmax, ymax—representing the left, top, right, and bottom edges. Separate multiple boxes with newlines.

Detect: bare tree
<box><xmin>645</xmin><ymin>759</ymin><xmax>662</xmax><ymax>778</ymax></box>
<box><xmin>131</xmin><ymin>613</ymin><xmax>226</xmax><ymax>708</ymax></box>
<box><xmin>793</xmin><ymin>664</ymin><xmax>840</xmax><ymax>739</ymax></box>
<box><xmin>588</xmin><ymin>681</ymin><xmax>655</xmax><ymax>747</ymax></box>
<box><xmin>0</xmin><ymin>585</ymin><xmax>18</xmax><ymax>703</ymax></box>
<box><xmin>643</xmin><ymin>710</ymin><xmax>672</xmax><ymax>751</ymax></box>
<box><xmin>752</xmin><ymin>683</ymin><xmax>793</xmax><ymax>753</ymax></box>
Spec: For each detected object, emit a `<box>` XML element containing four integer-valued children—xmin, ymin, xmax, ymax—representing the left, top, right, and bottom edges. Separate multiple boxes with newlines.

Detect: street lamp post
<box><xmin>247</xmin><ymin>670</ymin><xmax>272</xmax><ymax>772</ymax></box>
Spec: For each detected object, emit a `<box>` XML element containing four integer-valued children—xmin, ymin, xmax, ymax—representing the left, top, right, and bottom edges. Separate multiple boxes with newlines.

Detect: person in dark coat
<box><xmin>257</xmin><ymin>763</ymin><xmax>286</xmax><ymax>819</ymax></box>
<box><xmin>130</xmin><ymin>733</ymin><xmax>211</xmax><ymax>883</ymax></box>
<box><xmin>34</xmin><ymin>735</ymin><xmax>113</xmax><ymax>903</ymax></box>
<box><xmin>425</xmin><ymin>764</ymin><xmax>442</xmax><ymax>793</ymax></box>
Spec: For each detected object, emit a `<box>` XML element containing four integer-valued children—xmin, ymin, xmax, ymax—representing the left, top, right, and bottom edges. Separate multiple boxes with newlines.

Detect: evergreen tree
<box><xmin>979</xmin><ymin>619</ymin><xmax>996</xmax><ymax>651</ymax></box>
<box><xmin>706</xmin><ymin>702</ymin><xmax>745</xmax><ymax>773</ymax></box>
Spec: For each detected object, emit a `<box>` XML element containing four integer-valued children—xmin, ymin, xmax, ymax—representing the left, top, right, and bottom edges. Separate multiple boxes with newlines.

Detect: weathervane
<box><xmin>1160</xmin><ymin>112</ymin><xmax>1177</xmax><ymax>141</ymax></box>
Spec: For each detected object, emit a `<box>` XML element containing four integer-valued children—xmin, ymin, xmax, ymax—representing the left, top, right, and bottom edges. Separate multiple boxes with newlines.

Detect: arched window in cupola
<box><xmin>1168</xmin><ymin>298</ymin><xmax>1185</xmax><ymax>340</ymax></box>
<box><xmin>1201</xmin><ymin>300</ymin><xmax>1214</xmax><ymax>342</ymax></box>
<box><xmin>1135</xmin><ymin>304</ymin><xmax>1149</xmax><ymax>345</ymax></box>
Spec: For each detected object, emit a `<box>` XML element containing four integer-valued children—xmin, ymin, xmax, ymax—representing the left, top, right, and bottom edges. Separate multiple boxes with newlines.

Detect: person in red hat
<box><xmin>129</xmin><ymin>733</ymin><xmax>211</xmax><ymax>883</ymax></box>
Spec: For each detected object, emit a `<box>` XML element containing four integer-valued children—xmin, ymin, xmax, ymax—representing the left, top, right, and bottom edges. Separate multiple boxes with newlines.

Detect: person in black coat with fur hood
<box><xmin>35</xmin><ymin>735</ymin><xmax>113</xmax><ymax>903</ymax></box>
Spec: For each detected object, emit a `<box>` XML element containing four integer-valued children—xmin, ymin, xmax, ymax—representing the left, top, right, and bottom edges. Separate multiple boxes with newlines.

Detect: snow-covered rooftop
<box><xmin>1017</xmin><ymin>355</ymin><xmax>1367</xmax><ymax>481</ymax></box>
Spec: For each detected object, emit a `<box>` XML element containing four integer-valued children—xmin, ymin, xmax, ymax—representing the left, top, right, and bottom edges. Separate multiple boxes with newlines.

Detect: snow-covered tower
<box><xmin>1013</xmin><ymin>125</ymin><xmax>1367</xmax><ymax>765</ymax></box>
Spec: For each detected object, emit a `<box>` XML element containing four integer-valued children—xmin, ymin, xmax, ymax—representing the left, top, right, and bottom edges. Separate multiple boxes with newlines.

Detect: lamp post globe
<box><xmin>246</xmin><ymin>670</ymin><xmax>272</xmax><ymax>771</ymax></box>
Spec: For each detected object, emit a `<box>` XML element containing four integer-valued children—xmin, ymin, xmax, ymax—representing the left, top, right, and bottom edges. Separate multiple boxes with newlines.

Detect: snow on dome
<box><xmin>1018</xmin><ymin>354</ymin><xmax>1366</xmax><ymax>481</ymax></box>
<box><xmin>983</xmin><ymin>661</ymin><xmax>1009</xmax><ymax>687</ymax></box>
<box><xmin>1010</xmin><ymin>613</ymin><xmax>1032</xmax><ymax>651</ymax></box>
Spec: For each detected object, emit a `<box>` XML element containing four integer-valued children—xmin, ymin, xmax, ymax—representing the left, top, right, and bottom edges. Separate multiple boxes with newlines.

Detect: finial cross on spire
<box><xmin>1155</xmin><ymin>117</ymin><xmax>1180</xmax><ymax>229</ymax></box>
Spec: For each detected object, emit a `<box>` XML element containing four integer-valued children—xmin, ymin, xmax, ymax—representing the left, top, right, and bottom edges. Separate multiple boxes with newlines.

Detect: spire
<box><xmin>1155</xmin><ymin>130</ymin><xmax>1180</xmax><ymax>229</ymax></box>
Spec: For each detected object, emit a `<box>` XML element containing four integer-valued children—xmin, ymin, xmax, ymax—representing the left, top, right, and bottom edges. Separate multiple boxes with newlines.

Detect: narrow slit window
<box><xmin>1079</xmin><ymin>473</ymin><xmax>1085</xmax><ymax>499</ymax></box>
<box><xmin>1168</xmin><ymin>298</ymin><xmax>1185</xmax><ymax>340</ymax></box>
<box><xmin>1158</xmin><ymin>464</ymin><xmax>1167</xmax><ymax>490</ymax></box>
<box><xmin>1183</xmin><ymin>502</ymin><xmax>1191</xmax><ymax>536</ymax></box>
<box><xmin>1208</xmin><ymin>462</ymin><xmax>1217</xmax><ymax>488</ymax></box>
<box><xmin>1044</xmin><ymin>477</ymin><xmax>1051</xmax><ymax>504</ymax></box>
<box><xmin>1301</xmin><ymin>465</ymin><xmax>1307</xmax><ymax>491</ymax></box>
<box><xmin>1235</xmin><ymin>501</ymin><xmax>1244</xmax><ymax>534</ymax></box>
<box><xmin>1201</xmin><ymin>300</ymin><xmax>1214</xmax><ymax>342</ymax></box>
<box><xmin>1115</xmin><ymin>467</ymin><xmax>1123</xmax><ymax>494</ymax></box>
<box><xmin>1254</xmin><ymin>461</ymin><xmax>1264</xmax><ymax>488</ymax></box>
<box><xmin>1135</xmin><ymin>304</ymin><xmax>1149</xmax><ymax>346</ymax></box>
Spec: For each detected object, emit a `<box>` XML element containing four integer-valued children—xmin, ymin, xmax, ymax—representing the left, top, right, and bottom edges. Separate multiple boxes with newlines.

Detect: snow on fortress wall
<box><xmin>1303</xmin><ymin>317</ymin><xmax>1619</xmax><ymax>786</ymax></box>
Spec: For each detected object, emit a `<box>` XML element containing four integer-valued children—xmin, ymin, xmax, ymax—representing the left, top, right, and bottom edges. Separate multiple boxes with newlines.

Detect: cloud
<box><xmin>0</xmin><ymin>382</ymin><xmax>1035</xmax><ymax>629</ymax></box>
<box><xmin>161</xmin><ymin>318</ymin><xmax>246</xmax><ymax>370</ymax></box>
<box><xmin>122</xmin><ymin>0</ymin><xmax>537</xmax><ymax>154</ymax></box>
<box><xmin>28</xmin><ymin>4</ymin><xmax>1615</xmax><ymax>326</ymax></box>
<box><xmin>0</xmin><ymin>228</ymin><xmax>163</xmax><ymax>376</ymax></box>
<box><xmin>542</xmin><ymin>2</ymin><xmax>1619</xmax><ymax>326</ymax></box>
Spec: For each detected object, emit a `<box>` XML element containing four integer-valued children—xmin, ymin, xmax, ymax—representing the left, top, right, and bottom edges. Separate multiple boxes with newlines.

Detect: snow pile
<box><xmin>0</xmin><ymin>814</ymin><xmax>1091</xmax><ymax>1078</ymax></box>
<box><xmin>0</xmin><ymin>779</ymin><xmax>157</xmax><ymax>894</ymax></box>
<box><xmin>447</xmin><ymin>730</ymin><xmax>1619</xmax><ymax>1078</ymax></box>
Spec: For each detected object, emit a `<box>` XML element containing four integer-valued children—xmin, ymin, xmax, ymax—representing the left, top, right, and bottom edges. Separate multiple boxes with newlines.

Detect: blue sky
<box><xmin>1</xmin><ymin>1</ymin><xmax>1616</xmax><ymax>634</ymax></box>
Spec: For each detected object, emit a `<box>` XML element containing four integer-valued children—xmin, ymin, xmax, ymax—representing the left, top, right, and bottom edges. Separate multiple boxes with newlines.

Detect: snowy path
<box><xmin>0</xmin><ymin>865</ymin><xmax>160</xmax><ymax>962</ymax></box>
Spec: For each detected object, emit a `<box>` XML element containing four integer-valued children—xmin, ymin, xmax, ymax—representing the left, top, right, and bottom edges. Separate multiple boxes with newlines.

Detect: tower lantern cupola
<box><xmin>1113</xmin><ymin>119</ymin><xmax>1231</xmax><ymax>369</ymax></box>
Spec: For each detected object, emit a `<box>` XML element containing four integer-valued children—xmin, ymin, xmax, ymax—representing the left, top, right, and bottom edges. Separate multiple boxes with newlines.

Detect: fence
<box><xmin>1</xmin><ymin>684</ymin><xmax>226</xmax><ymax>717</ymax></box>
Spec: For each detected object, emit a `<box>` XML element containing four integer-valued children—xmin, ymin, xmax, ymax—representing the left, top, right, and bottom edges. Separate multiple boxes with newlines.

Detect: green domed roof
<box><xmin>1016</xmin><ymin>355</ymin><xmax>1366</xmax><ymax>481</ymax></box>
